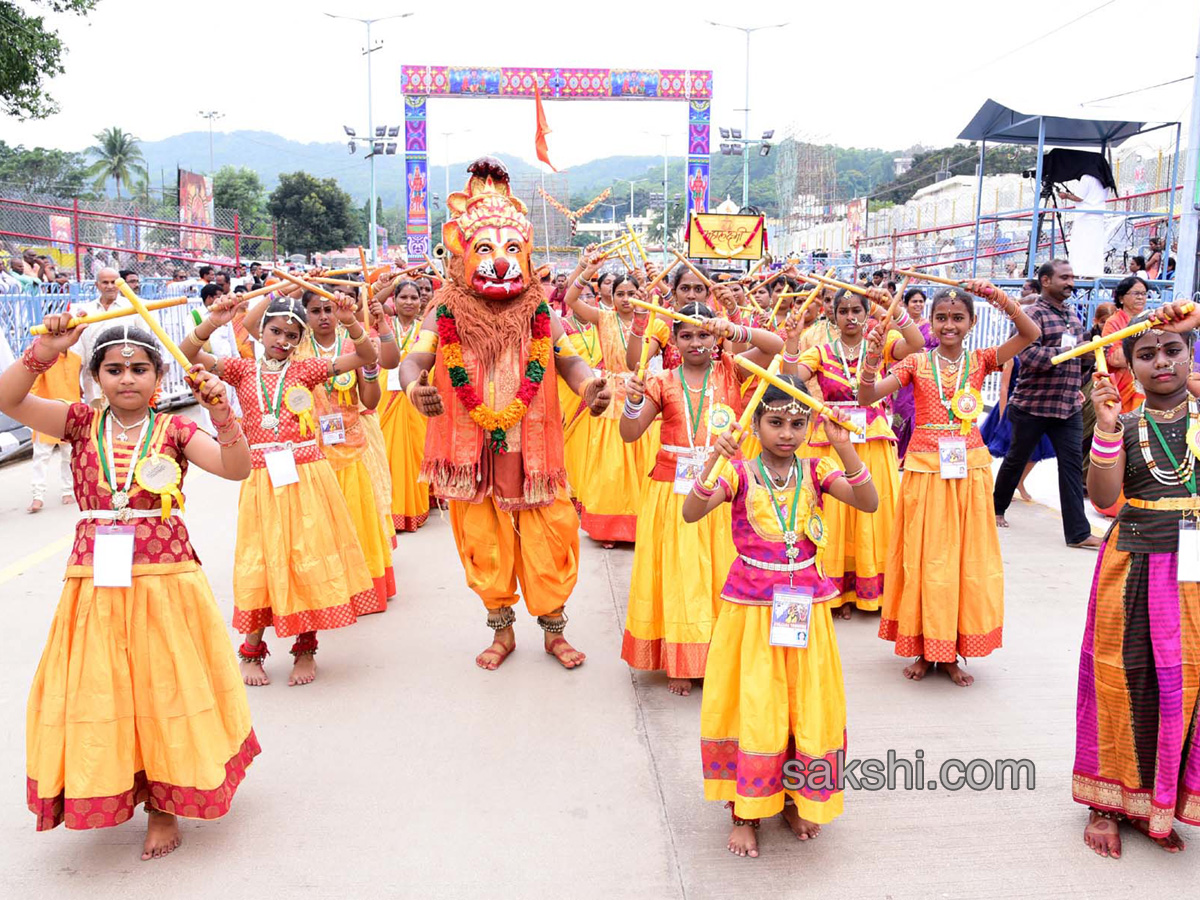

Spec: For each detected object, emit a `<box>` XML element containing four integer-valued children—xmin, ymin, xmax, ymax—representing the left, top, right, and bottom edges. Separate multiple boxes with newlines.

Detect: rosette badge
<box><xmin>951</xmin><ymin>387</ymin><xmax>983</xmax><ymax>435</ymax></box>
<box><xmin>707</xmin><ymin>403</ymin><xmax>736</xmax><ymax>436</ymax></box>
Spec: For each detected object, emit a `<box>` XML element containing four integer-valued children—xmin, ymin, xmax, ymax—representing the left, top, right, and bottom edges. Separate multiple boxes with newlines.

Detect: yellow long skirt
<box><xmin>621</xmin><ymin>478</ymin><xmax>737</xmax><ymax>678</ymax></box>
<box><xmin>566</xmin><ymin>414</ymin><xmax>652</xmax><ymax>544</ymax></box>
<box><xmin>561</xmin><ymin>389</ymin><xmax>590</xmax><ymax>505</ymax></box>
<box><xmin>233</xmin><ymin>460</ymin><xmax>380</xmax><ymax>638</ymax></box>
<box><xmin>878</xmin><ymin>449</ymin><xmax>1004</xmax><ymax>661</ymax></box>
<box><xmin>701</xmin><ymin>601</ymin><xmax>846</xmax><ymax>822</ymax></box>
<box><xmin>334</xmin><ymin>457</ymin><xmax>396</xmax><ymax>604</ymax></box>
<box><xmin>27</xmin><ymin>565</ymin><xmax>259</xmax><ymax>830</ymax></box>
<box><xmin>359</xmin><ymin>411</ymin><xmax>396</xmax><ymax>541</ymax></box>
<box><xmin>378</xmin><ymin>386</ymin><xmax>430</xmax><ymax>533</ymax></box>
<box><xmin>808</xmin><ymin>438</ymin><xmax>900</xmax><ymax>611</ymax></box>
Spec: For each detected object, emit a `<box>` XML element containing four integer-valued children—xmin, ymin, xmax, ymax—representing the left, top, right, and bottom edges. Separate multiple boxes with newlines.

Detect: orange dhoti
<box><xmin>448</xmin><ymin>493</ymin><xmax>580</xmax><ymax>614</ymax></box>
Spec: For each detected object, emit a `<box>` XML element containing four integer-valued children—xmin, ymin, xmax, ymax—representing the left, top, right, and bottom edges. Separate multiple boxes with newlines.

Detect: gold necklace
<box><xmin>1144</xmin><ymin>397</ymin><xmax>1189</xmax><ymax>421</ymax></box>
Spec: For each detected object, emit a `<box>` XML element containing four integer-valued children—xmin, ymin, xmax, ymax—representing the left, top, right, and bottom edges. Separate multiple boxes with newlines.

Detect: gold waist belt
<box><xmin>1127</xmin><ymin>496</ymin><xmax>1200</xmax><ymax>511</ymax></box>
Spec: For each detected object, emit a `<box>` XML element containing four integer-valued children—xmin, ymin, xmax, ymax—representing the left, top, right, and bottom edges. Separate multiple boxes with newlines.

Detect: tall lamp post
<box><xmin>325</xmin><ymin>11</ymin><xmax>414</xmax><ymax>264</ymax></box>
<box><xmin>707</xmin><ymin>20</ymin><xmax>787</xmax><ymax>208</ymax></box>
<box><xmin>440</xmin><ymin>129</ymin><xmax>473</xmax><ymax>234</ymax></box>
<box><xmin>198</xmin><ymin>110</ymin><xmax>223</xmax><ymax>176</ymax></box>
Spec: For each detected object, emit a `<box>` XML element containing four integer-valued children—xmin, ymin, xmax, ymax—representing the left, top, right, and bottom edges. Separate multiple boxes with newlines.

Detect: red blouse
<box><xmin>643</xmin><ymin>352</ymin><xmax>745</xmax><ymax>482</ymax></box>
<box><xmin>890</xmin><ymin>347</ymin><xmax>1001</xmax><ymax>454</ymax></box>
<box><xmin>220</xmin><ymin>356</ymin><xmax>331</xmax><ymax>469</ymax></box>
<box><xmin>62</xmin><ymin>403</ymin><xmax>200</xmax><ymax>575</ymax></box>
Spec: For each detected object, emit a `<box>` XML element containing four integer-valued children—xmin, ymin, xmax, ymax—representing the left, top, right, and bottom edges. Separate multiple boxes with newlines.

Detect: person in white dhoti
<box><xmin>1059</xmin><ymin>174</ymin><xmax>1114</xmax><ymax>278</ymax></box>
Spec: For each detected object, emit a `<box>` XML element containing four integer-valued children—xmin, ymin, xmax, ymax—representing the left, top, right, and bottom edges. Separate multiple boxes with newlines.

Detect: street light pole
<box><xmin>198</xmin><ymin>110</ymin><xmax>223</xmax><ymax>176</ymax></box>
<box><xmin>708</xmin><ymin>20</ymin><xmax>787</xmax><ymax>209</ymax></box>
<box><xmin>1173</xmin><ymin>19</ymin><xmax>1200</xmax><ymax>299</ymax></box>
<box><xmin>325</xmin><ymin>11</ymin><xmax>414</xmax><ymax>264</ymax></box>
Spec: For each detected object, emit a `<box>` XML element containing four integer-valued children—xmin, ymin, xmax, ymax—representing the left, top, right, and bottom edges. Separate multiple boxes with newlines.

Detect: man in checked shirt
<box><xmin>994</xmin><ymin>260</ymin><xmax>1103</xmax><ymax>548</ymax></box>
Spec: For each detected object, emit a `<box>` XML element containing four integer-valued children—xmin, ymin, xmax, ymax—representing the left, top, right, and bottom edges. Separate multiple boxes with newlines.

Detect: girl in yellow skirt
<box><xmin>184</xmin><ymin>292</ymin><xmax>382</xmax><ymax>687</ymax></box>
<box><xmin>564</xmin><ymin>252</ymin><xmax>656</xmax><ymax>546</ymax></box>
<box><xmin>620</xmin><ymin>302</ymin><xmax>783</xmax><ymax>695</ymax></box>
<box><xmin>355</xmin><ymin>290</ymin><xmax>397</xmax><ymax>545</ymax></box>
<box><xmin>553</xmin><ymin>264</ymin><xmax>605</xmax><ymax>509</ymax></box>
<box><xmin>291</xmin><ymin>288</ymin><xmax>397</xmax><ymax>605</ymax></box>
<box><xmin>375</xmin><ymin>278</ymin><xmax>432</xmax><ymax>532</ymax></box>
<box><xmin>683</xmin><ymin>376</ymin><xmax>878</xmax><ymax>858</ymax></box>
<box><xmin>858</xmin><ymin>283</ymin><xmax>1039</xmax><ymax>685</ymax></box>
<box><xmin>2</xmin><ymin>319</ymin><xmax>258</xmax><ymax>859</ymax></box>
<box><xmin>790</xmin><ymin>286</ymin><xmax>926</xmax><ymax>617</ymax></box>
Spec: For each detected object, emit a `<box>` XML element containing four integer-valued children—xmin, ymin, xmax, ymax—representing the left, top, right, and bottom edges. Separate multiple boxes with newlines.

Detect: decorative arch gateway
<box><xmin>400</xmin><ymin>65</ymin><xmax>713</xmax><ymax>261</ymax></box>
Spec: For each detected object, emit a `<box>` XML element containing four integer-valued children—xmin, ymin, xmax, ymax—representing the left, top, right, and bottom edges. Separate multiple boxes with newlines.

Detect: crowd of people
<box><xmin>1</xmin><ymin>204</ymin><xmax>1196</xmax><ymax>866</ymax></box>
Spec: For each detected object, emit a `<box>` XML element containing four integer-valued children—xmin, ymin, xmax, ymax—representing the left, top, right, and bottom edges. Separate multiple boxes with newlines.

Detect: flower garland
<box><xmin>537</xmin><ymin>186</ymin><xmax>612</xmax><ymax>221</ymax></box>
<box><xmin>691</xmin><ymin>214</ymin><xmax>764</xmax><ymax>258</ymax></box>
<box><xmin>437</xmin><ymin>301</ymin><xmax>553</xmax><ymax>453</ymax></box>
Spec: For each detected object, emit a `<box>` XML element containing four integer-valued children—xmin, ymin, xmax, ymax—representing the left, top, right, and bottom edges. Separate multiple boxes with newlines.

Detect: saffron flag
<box><xmin>534</xmin><ymin>82</ymin><xmax>557</xmax><ymax>172</ymax></box>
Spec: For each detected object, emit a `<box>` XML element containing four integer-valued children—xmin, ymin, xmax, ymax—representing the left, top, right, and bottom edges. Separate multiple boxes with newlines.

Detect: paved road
<box><xmin>0</xmin><ymin>431</ymin><xmax>1193</xmax><ymax>898</ymax></box>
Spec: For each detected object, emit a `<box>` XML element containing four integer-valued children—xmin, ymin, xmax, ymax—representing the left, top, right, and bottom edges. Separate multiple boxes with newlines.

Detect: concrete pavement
<box><xmin>0</xmin><ymin>435</ymin><xmax>1194</xmax><ymax>898</ymax></box>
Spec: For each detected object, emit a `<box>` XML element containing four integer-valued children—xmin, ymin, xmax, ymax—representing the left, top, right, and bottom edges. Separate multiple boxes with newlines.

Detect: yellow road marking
<box><xmin>0</xmin><ymin>534</ymin><xmax>73</xmax><ymax>586</ymax></box>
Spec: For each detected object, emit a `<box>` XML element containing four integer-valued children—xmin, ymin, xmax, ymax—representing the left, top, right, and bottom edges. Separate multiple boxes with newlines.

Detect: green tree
<box><xmin>84</xmin><ymin>126</ymin><xmax>147</xmax><ymax>198</ymax></box>
<box><xmin>0</xmin><ymin>140</ymin><xmax>92</xmax><ymax>194</ymax></box>
<box><xmin>214</xmin><ymin>165</ymin><xmax>266</xmax><ymax>221</ymax></box>
<box><xmin>0</xmin><ymin>1</ymin><xmax>99</xmax><ymax>119</ymax></box>
<box><xmin>268</xmin><ymin>171</ymin><xmax>357</xmax><ymax>257</ymax></box>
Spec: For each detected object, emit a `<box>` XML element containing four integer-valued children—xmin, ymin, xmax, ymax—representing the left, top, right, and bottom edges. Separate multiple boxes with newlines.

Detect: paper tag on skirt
<box><xmin>1178</xmin><ymin>520</ymin><xmax>1200</xmax><ymax>582</ymax></box>
<box><xmin>319</xmin><ymin>412</ymin><xmax>346</xmax><ymax>445</ymax></box>
<box><xmin>93</xmin><ymin>524</ymin><xmax>135</xmax><ymax>588</ymax></box>
<box><xmin>264</xmin><ymin>447</ymin><xmax>299</xmax><ymax>487</ymax></box>
<box><xmin>673</xmin><ymin>451</ymin><xmax>707</xmax><ymax>495</ymax></box>
<box><xmin>938</xmin><ymin>436</ymin><xmax>968</xmax><ymax>479</ymax></box>
<box><xmin>770</xmin><ymin>585</ymin><xmax>813</xmax><ymax>648</ymax></box>
<box><xmin>386</xmin><ymin>366</ymin><xmax>402</xmax><ymax>391</ymax></box>
<box><xmin>847</xmin><ymin>407</ymin><xmax>868</xmax><ymax>444</ymax></box>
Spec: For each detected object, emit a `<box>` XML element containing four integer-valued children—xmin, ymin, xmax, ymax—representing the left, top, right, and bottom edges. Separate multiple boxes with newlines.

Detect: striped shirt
<box><xmin>1010</xmin><ymin>295</ymin><xmax>1088</xmax><ymax>419</ymax></box>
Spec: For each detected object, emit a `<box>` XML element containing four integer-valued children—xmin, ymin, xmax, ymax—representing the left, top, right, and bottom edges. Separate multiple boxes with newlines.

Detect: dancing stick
<box><xmin>114</xmin><ymin>279</ymin><xmax>192</xmax><ymax>371</ymax></box>
<box><xmin>423</xmin><ymin>253</ymin><xmax>444</xmax><ymax>278</ymax></box>
<box><xmin>643</xmin><ymin>259</ymin><xmax>680</xmax><ymax>296</ymax></box>
<box><xmin>626</xmin><ymin>223</ymin><xmax>650</xmax><ymax>267</ymax></box>
<box><xmin>358</xmin><ymin>246</ymin><xmax>371</xmax><ymax>283</ymax></box>
<box><xmin>594</xmin><ymin>233</ymin><xmax>633</xmax><ymax>250</ymax></box>
<box><xmin>1051</xmin><ymin>303</ymin><xmax>1196</xmax><ymax>365</ymax></box>
<box><xmin>702</xmin><ymin>355</ymin><xmax>783</xmax><ymax>489</ymax></box>
<box><xmin>803</xmin><ymin>270</ymin><xmax>871</xmax><ymax>297</ymax></box>
<box><xmin>629</xmin><ymin>297</ymin><xmax>705</xmax><ymax>327</ymax></box>
<box><xmin>236</xmin><ymin>279</ymin><xmax>291</xmax><ymax>302</ymax></box>
<box><xmin>635</xmin><ymin>310</ymin><xmax>658</xmax><ymax>380</ymax></box>
<box><xmin>734</xmin><ymin>356</ymin><xmax>866</xmax><ymax>435</ymax></box>
<box><xmin>30</xmin><ymin>296</ymin><xmax>187</xmax><ymax>335</ymax></box>
<box><xmin>271</xmin><ymin>268</ymin><xmax>338</xmax><ymax>302</ymax></box>
<box><xmin>310</xmin><ymin>277</ymin><xmax>365</xmax><ymax>287</ymax></box>
<box><xmin>741</xmin><ymin>255</ymin><xmax>771</xmax><ymax>284</ymax></box>
<box><xmin>892</xmin><ymin>268</ymin><xmax>965</xmax><ymax>289</ymax></box>
<box><xmin>322</xmin><ymin>265</ymin><xmax>364</xmax><ymax>277</ymax></box>
<box><xmin>671</xmin><ymin>250</ymin><xmax>714</xmax><ymax>288</ymax></box>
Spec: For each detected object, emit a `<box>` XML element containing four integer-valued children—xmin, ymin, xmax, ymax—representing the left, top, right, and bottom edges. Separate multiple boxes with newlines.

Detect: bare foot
<box><xmin>668</xmin><ymin>677</ymin><xmax>692</xmax><ymax>696</ymax></box>
<box><xmin>288</xmin><ymin>654</ymin><xmax>317</xmax><ymax>686</ymax></box>
<box><xmin>941</xmin><ymin>661</ymin><xmax>974</xmax><ymax>687</ymax></box>
<box><xmin>61</xmin><ymin>495</ymin><xmax>74</xmax><ymax>505</ymax></box>
<box><xmin>240</xmin><ymin>659</ymin><xmax>270</xmax><ymax>687</ymax></box>
<box><xmin>475</xmin><ymin>626</ymin><xmax>516</xmax><ymax>670</ymax></box>
<box><xmin>835</xmin><ymin>604</ymin><xmax>852</xmax><ymax>620</ymax></box>
<box><xmin>601</xmin><ymin>541</ymin><xmax>616</xmax><ymax>550</ymax></box>
<box><xmin>1128</xmin><ymin>817</ymin><xmax>1187</xmax><ymax>852</ymax></box>
<box><xmin>27</xmin><ymin>499</ymin><xmax>43</xmax><ymax>514</ymax></box>
<box><xmin>996</xmin><ymin>514</ymin><xmax>1009</xmax><ymax>528</ymax></box>
<box><xmin>1017</xmin><ymin>485</ymin><xmax>1033</xmax><ymax>502</ymax></box>
<box><xmin>545</xmin><ymin>633</ymin><xmax>586</xmax><ymax>669</ymax></box>
<box><xmin>903</xmin><ymin>657</ymin><xmax>933</xmax><ymax>681</ymax></box>
<box><xmin>781</xmin><ymin>803</ymin><xmax>822</xmax><ymax>841</ymax></box>
<box><xmin>1069</xmin><ymin>535</ymin><xmax>1104</xmax><ymax>550</ymax></box>
<box><xmin>1084</xmin><ymin>810</ymin><xmax>1122</xmax><ymax>858</ymax></box>
<box><xmin>727</xmin><ymin>823</ymin><xmax>759</xmax><ymax>858</ymax></box>
<box><xmin>142</xmin><ymin>809</ymin><xmax>181</xmax><ymax>861</ymax></box>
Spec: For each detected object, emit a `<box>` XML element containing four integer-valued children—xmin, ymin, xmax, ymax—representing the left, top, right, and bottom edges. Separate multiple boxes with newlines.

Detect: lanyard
<box><xmin>395</xmin><ymin>318</ymin><xmax>419</xmax><ymax>357</ymax></box>
<box><xmin>98</xmin><ymin>408</ymin><xmax>155</xmax><ymax>502</ymax></box>
<box><xmin>574</xmin><ymin>316</ymin><xmax>598</xmax><ymax>361</ymax></box>
<box><xmin>1146</xmin><ymin>413</ymin><xmax>1198</xmax><ymax>494</ymax></box>
<box><xmin>678</xmin><ymin>364</ymin><xmax>713</xmax><ymax>448</ymax></box>
<box><xmin>615</xmin><ymin>310</ymin><xmax>634</xmax><ymax>353</ymax></box>
<box><xmin>930</xmin><ymin>350</ymin><xmax>971</xmax><ymax>420</ymax></box>
<box><xmin>757</xmin><ymin>457</ymin><xmax>800</xmax><ymax>535</ymax></box>
<box><xmin>257</xmin><ymin>358</ymin><xmax>290</xmax><ymax>429</ymax></box>
<box><xmin>832</xmin><ymin>339</ymin><xmax>865</xmax><ymax>389</ymax></box>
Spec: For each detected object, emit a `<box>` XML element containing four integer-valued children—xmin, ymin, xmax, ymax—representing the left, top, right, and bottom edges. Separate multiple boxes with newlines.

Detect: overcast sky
<box><xmin>2</xmin><ymin>0</ymin><xmax>1197</xmax><ymax>171</ymax></box>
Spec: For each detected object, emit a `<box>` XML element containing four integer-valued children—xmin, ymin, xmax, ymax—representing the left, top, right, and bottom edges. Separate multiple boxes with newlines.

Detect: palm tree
<box><xmin>85</xmin><ymin>127</ymin><xmax>147</xmax><ymax>199</ymax></box>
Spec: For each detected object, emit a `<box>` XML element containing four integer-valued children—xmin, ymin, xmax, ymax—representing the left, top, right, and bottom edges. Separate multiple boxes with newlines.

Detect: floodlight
<box><xmin>732</xmin><ymin>144</ymin><xmax>744</xmax><ymax>155</ymax></box>
<box><xmin>385</xmin><ymin>142</ymin><xmax>398</xmax><ymax>155</ymax></box>
<box><xmin>348</xmin><ymin>141</ymin><xmax>356</xmax><ymax>154</ymax></box>
<box><xmin>373</xmin><ymin>142</ymin><xmax>385</xmax><ymax>154</ymax></box>
<box><xmin>762</xmin><ymin>130</ymin><xmax>774</xmax><ymax>139</ymax></box>
<box><xmin>731</xmin><ymin>128</ymin><xmax>742</xmax><ymax>139</ymax></box>
<box><xmin>759</xmin><ymin>144</ymin><xmax>771</xmax><ymax>157</ymax></box>
<box><xmin>375</xmin><ymin>126</ymin><xmax>386</xmax><ymax>138</ymax></box>
<box><xmin>344</xmin><ymin>126</ymin><xmax>356</xmax><ymax>137</ymax></box>
<box><xmin>719</xmin><ymin>127</ymin><xmax>730</xmax><ymax>139</ymax></box>
<box><xmin>387</xmin><ymin>125</ymin><xmax>400</xmax><ymax>138</ymax></box>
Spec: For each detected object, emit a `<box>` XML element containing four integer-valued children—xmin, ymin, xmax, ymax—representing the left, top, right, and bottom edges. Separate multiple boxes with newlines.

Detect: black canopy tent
<box><xmin>956</xmin><ymin>99</ymin><xmax>1182</xmax><ymax>278</ymax></box>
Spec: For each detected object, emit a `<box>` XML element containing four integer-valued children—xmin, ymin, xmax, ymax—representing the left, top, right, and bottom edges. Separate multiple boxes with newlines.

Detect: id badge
<box><xmin>1060</xmin><ymin>332</ymin><xmax>1078</xmax><ymax>350</ymax></box>
<box><xmin>93</xmin><ymin>524</ymin><xmax>135</xmax><ymax>588</ymax></box>
<box><xmin>319</xmin><ymin>412</ymin><xmax>346</xmax><ymax>446</ymax></box>
<box><xmin>938</xmin><ymin>436</ymin><xmax>968</xmax><ymax>479</ymax></box>
<box><xmin>264</xmin><ymin>447</ymin><xmax>299</xmax><ymax>487</ymax></box>
<box><xmin>847</xmin><ymin>407</ymin><xmax>868</xmax><ymax>444</ymax></box>
<box><xmin>673</xmin><ymin>451</ymin><xmax>706</xmax><ymax>495</ymax></box>
<box><xmin>770</xmin><ymin>585</ymin><xmax>813</xmax><ymax>648</ymax></box>
<box><xmin>386</xmin><ymin>366</ymin><xmax>402</xmax><ymax>391</ymax></box>
<box><xmin>1178</xmin><ymin>520</ymin><xmax>1200</xmax><ymax>582</ymax></box>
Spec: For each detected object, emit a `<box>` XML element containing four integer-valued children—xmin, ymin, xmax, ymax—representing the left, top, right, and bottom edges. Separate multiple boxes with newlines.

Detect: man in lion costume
<box><xmin>401</xmin><ymin>158</ymin><xmax>611</xmax><ymax>670</ymax></box>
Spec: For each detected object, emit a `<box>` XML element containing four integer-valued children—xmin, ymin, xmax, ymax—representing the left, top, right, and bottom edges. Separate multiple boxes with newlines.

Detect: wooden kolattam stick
<box><xmin>734</xmin><ymin>355</ymin><xmax>866</xmax><ymax>435</ymax></box>
<box><xmin>643</xmin><ymin>258</ymin><xmax>681</xmax><ymax>296</ymax></box>
<box><xmin>893</xmin><ymin>268</ymin><xmax>965</xmax><ymax>289</ymax></box>
<box><xmin>1051</xmin><ymin>302</ymin><xmax>1196</xmax><ymax>365</ymax></box>
<box><xmin>310</xmin><ymin>277</ymin><xmax>365</xmax><ymax>287</ymax></box>
<box><xmin>630</xmin><ymin>297</ymin><xmax>705</xmax><ymax>327</ymax></box>
<box><xmin>702</xmin><ymin>355</ymin><xmax>783</xmax><ymax>489</ymax></box>
<box><xmin>114</xmin><ymin>279</ymin><xmax>192</xmax><ymax>371</ymax></box>
<box><xmin>635</xmin><ymin>310</ymin><xmax>658</xmax><ymax>379</ymax></box>
<box><xmin>30</xmin><ymin>296</ymin><xmax>187</xmax><ymax>335</ymax></box>
<box><xmin>671</xmin><ymin>249</ymin><xmax>714</xmax><ymax>288</ymax></box>
<box><xmin>271</xmin><ymin>268</ymin><xmax>338</xmax><ymax>302</ymax></box>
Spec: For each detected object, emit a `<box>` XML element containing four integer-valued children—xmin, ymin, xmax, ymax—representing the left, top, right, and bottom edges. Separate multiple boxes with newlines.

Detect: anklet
<box><xmin>238</xmin><ymin>639</ymin><xmax>269</xmax><ymax>662</ymax></box>
<box><xmin>487</xmin><ymin>607</ymin><xmax>516</xmax><ymax>631</ymax></box>
<box><xmin>289</xmin><ymin>632</ymin><xmax>318</xmax><ymax>658</ymax></box>
<box><xmin>537</xmin><ymin>612</ymin><xmax>568</xmax><ymax>633</ymax></box>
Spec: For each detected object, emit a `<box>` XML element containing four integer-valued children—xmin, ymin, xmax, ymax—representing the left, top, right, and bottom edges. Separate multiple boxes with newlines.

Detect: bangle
<box><xmin>844</xmin><ymin>465</ymin><xmax>873</xmax><ymax>487</ymax></box>
<box><xmin>894</xmin><ymin>309</ymin><xmax>913</xmax><ymax>329</ymax></box>
<box><xmin>217</xmin><ymin>424</ymin><xmax>244</xmax><ymax>447</ymax></box>
<box><xmin>361</xmin><ymin>365</ymin><xmax>380</xmax><ymax>382</ymax></box>
<box><xmin>350</xmin><ymin>330</ymin><xmax>368</xmax><ymax>345</ymax></box>
<box><xmin>21</xmin><ymin>341</ymin><xmax>57</xmax><ymax>374</ymax></box>
<box><xmin>780</xmin><ymin>351</ymin><xmax>800</xmax><ymax>365</ymax></box>
<box><xmin>379</xmin><ymin>331</ymin><xmax>396</xmax><ymax>343</ymax></box>
<box><xmin>623</xmin><ymin>397</ymin><xmax>645</xmax><ymax>419</ymax></box>
<box><xmin>210</xmin><ymin>409</ymin><xmax>234</xmax><ymax>429</ymax></box>
<box><xmin>691</xmin><ymin>479</ymin><xmax>716</xmax><ymax>500</ymax></box>
<box><xmin>573</xmin><ymin>276</ymin><xmax>586</xmax><ymax>290</ymax></box>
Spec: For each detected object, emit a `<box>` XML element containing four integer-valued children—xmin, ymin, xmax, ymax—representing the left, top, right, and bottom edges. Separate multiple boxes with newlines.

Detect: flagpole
<box><xmin>540</xmin><ymin>169</ymin><xmax>552</xmax><ymax>268</ymax></box>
